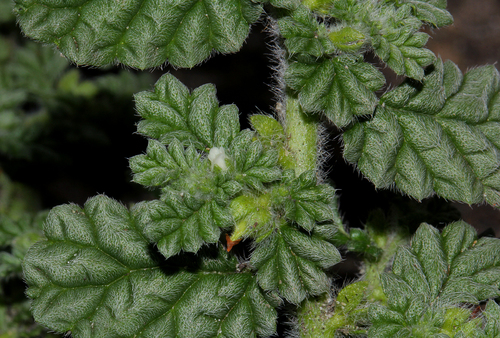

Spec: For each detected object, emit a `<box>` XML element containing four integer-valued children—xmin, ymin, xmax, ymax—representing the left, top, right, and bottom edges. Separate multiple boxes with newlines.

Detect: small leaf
<box><xmin>251</xmin><ymin>223</ymin><xmax>341</xmax><ymax>304</ymax></box>
<box><xmin>397</xmin><ymin>0</ymin><xmax>453</xmax><ymax>27</ymax></box>
<box><xmin>283</xmin><ymin>170</ymin><xmax>336</xmax><ymax>231</ymax></box>
<box><xmin>15</xmin><ymin>0</ymin><xmax>262</xmax><ymax>69</ymax></box>
<box><xmin>135</xmin><ymin>73</ymin><xmax>240</xmax><ymax>150</ymax></box>
<box><xmin>286</xmin><ymin>55</ymin><xmax>385</xmax><ymax>127</ymax></box>
<box><xmin>369</xmin><ymin>221</ymin><xmax>500</xmax><ymax>336</ymax></box>
<box><xmin>229</xmin><ymin>130</ymin><xmax>281</xmax><ymax>190</ymax></box>
<box><xmin>129</xmin><ymin>139</ymin><xmax>198</xmax><ymax>187</ymax></box>
<box><xmin>344</xmin><ymin>59</ymin><xmax>500</xmax><ymax>206</ymax></box>
<box><xmin>371</xmin><ymin>5</ymin><xmax>436</xmax><ymax>80</ymax></box>
<box><xmin>250</xmin><ymin>115</ymin><xmax>284</xmax><ymax>138</ymax></box>
<box><xmin>134</xmin><ymin>192</ymin><xmax>232</xmax><ymax>259</ymax></box>
<box><xmin>278</xmin><ymin>5</ymin><xmax>335</xmax><ymax>56</ymax></box>
<box><xmin>328</xmin><ymin>26</ymin><xmax>366</xmax><ymax>52</ymax></box>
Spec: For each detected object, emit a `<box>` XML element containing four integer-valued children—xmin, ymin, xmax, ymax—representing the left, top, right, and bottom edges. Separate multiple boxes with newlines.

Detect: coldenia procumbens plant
<box><xmin>12</xmin><ymin>0</ymin><xmax>500</xmax><ymax>336</ymax></box>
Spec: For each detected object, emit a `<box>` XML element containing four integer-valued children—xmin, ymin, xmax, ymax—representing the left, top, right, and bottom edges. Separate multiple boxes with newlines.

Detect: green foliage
<box><xmin>344</xmin><ymin>59</ymin><xmax>500</xmax><ymax>206</ymax></box>
<box><xmin>0</xmin><ymin>212</ymin><xmax>45</xmax><ymax>278</ymax></box>
<box><xmin>286</xmin><ymin>55</ymin><xmax>385</xmax><ymax>127</ymax></box>
<box><xmin>135</xmin><ymin>73</ymin><xmax>240</xmax><ymax>150</ymax></box>
<box><xmin>0</xmin><ymin>36</ymin><xmax>153</xmax><ymax>161</ymax></box>
<box><xmin>388</xmin><ymin>0</ymin><xmax>454</xmax><ymax>27</ymax></box>
<box><xmin>299</xmin><ymin>281</ymin><xmax>370</xmax><ymax>337</ymax></box>
<box><xmin>14</xmin><ymin>0</ymin><xmax>262</xmax><ymax>69</ymax></box>
<box><xmin>279</xmin><ymin>170</ymin><xmax>336</xmax><ymax>231</ymax></box>
<box><xmin>134</xmin><ymin>192</ymin><xmax>232</xmax><ymax>259</ymax></box>
<box><xmin>7</xmin><ymin>0</ymin><xmax>500</xmax><ymax>337</ymax></box>
<box><xmin>369</xmin><ymin>221</ymin><xmax>500</xmax><ymax>337</ymax></box>
<box><xmin>278</xmin><ymin>5</ymin><xmax>336</xmax><ymax>56</ymax></box>
<box><xmin>251</xmin><ymin>223</ymin><xmax>341</xmax><ymax>304</ymax></box>
<box><xmin>24</xmin><ymin>195</ymin><xmax>277</xmax><ymax>337</ymax></box>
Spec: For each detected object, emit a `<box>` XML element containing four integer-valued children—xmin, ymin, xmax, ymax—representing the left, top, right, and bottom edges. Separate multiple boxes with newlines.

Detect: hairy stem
<box><xmin>283</xmin><ymin>95</ymin><xmax>318</xmax><ymax>175</ymax></box>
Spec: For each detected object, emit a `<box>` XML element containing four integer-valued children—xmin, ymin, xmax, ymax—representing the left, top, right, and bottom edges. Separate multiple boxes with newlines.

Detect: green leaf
<box><xmin>251</xmin><ymin>223</ymin><xmax>341</xmax><ymax>304</ymax></box>
<box><xmin>129</xmin><ymin>139</ymin><xmax>199</xmax><ymax>187</ymax></box>
<box><xmin>393</xmin><ymin>0</ymin><xmax>453</xmax><ymax>27</ymax></box>
<box><xmin>229</xmin><ymin>130</ymin><xmax>281</xmax><ymax>191</ymax></box>
<box><xmin>134</xmin><ymin>191</ymin><xmax>232</xmax><ymax>259</ymax></box>
<box><xmin>483</xmin><ymin>300</ymin><xmax>500</xmax><ymax>337</ymax></box>
<box><xmin>282</xmin><ymin>170</ymin><xmax>336</xmax><ymax>231</ymax></box>
<box><xmin>286</xmin><ymin>55</ymin><xmax>385</xmax><ymax>127</ymax></box>
<box><xmin>328</xmin><ymin>0</ymin><xmax>436</xmax><ymax>79</ymax></box>
<box><xmin>0</xmin><ymin>213</ymin><xmax>45</xmax><ymax>278</ymax></box>
<box><xmin>250</xmin><ymin>114</ymin><xmax>284</xmax><ymax>139</ymax></box>
<box><xmin>257</xmin><ymin>0</ymin><xmax>300</xmax><ymax>10</ymax></box>
<box><xmin>23</xmin><ymin>195</ymin><xmax>277</xmax><ymax>337</ymax></box>
<box><xmin>371</xmin><ymin>5</ymin><xmax>435</xmax><ymax>80</ymax></box>
<box><xmin>278</xmin><ymin>5</ymin><xmax>335</xmax><ymax>56</ymax></box>
<box><xmin>369</xmin><ymin>221</ymin><xmax>500</xmax><ymax>337</ymax></box>
<box><xmin>343</xmin><ymin>59</ymin><xmax>500</xmax><ymax>206</ymax></box>
<box><xmin>14</xmin><ymin>0</ymin><xmax>262</xmax><ymax>69</ymax></box>
<box><xmin>135</xmin><ymin>73</ymin><xmax>240</xmax><ymax>150</ymax></box>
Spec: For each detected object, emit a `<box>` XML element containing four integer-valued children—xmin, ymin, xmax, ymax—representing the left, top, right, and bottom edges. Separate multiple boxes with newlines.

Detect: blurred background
<box><xmin>0</xmin><ymin>0</ymin><xmax>499</xmax><ymax>336</ymax></box>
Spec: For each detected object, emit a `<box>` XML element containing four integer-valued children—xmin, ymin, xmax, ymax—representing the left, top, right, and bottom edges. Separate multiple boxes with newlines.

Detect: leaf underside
<box><xmin>23</xmin><ymin>195</ymin><xmax>277</xmax><ymax>338</ymax></box>
<box><xmin>343</xmin><ymin>59</ymin><xmax>500</xmax><ymax>206</ymax></box>
<box><xmin>14</xmin><ymin>0</ymin><xmax>262</xmax><ymax>69</ymax></box>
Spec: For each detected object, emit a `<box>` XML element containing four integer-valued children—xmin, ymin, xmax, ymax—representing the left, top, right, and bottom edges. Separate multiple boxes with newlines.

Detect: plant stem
<box><xmin>283</xmin><ymin>95</ymin><xmax>318</xmax><ymax>175</ymax></box>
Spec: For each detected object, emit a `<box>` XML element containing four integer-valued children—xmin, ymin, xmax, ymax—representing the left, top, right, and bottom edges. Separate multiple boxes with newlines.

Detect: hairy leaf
<box><xmin>129</xmin><ymin>138</ymin><xmax>199</xmax><ymax>187</ymax></box>
<box><xmin>329</xmin><ymin>0</ymin><xmax>436</xmax><ymax>79</ymax></box>
<box><xmin>343</xmin><ymin>59</ymin><xmax>500</xmax><ymax>206</ymax></box>
<box><xmin>229</xmin><ymin>130</ymin><xmax>281</xmax><ymax>191</ymax></box>
<box><xmin>278</xmin><ymin>5</ymin><xmax>335</xmax><ymax>56</ymax></box>
<box><xmin>392</xmin><ymin>0</ymin><xmax>453</xmax><ymax>27</ymax></box>
<box><xmin>286</xmin><ymin>55</ymin><xmax>385</xmax><ymax>127</ymax></box>
<box><xmin>135</xmin><ymin>73</ymin><xmax>240</xmax><ymax>150</ymax></box>
<box><xmin>23</xmin><ymin>195</ymin><xmax>277</xmax><ymax>337</ymax></box>
<box><xmin>483</xmin><ymin>300</ymin><xmax>500</xmax><ymax>337</ymax></box>
<box><xmin>257</xmin><ymin>0</ymin><xmax>300</xmax><ymax>10</ymax></box>
<box><xmin>14</xmin><ymin>0</ymin><xmax>262</xmax><ymax>69</ymax></box>
<box><xmin>281</xmin><ymin>170</ymin><xmax>336</xmax><ymax>231</ymax></box>
<box><xmin>251</xmin><ymin>223</ymin><xmax>341</xmax><ymax>304</ymax></box>
<box><xmin>369</xmin><ymin>221</ymin><xmax>500</xmax><ymax>337</ymax></box>
<box><xmin>134</xmin><ymin>191</ymin><xmax>232</xmax><ymax>259</ymax></box>
<box><xmin>371</xmin><ymin>5</ymin><xmax>435</xmax><ymax>80</ymax></box>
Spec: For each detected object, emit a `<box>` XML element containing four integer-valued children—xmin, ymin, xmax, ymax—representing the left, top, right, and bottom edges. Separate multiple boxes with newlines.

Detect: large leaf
<box><xmin>343</xmin><ymin>59</ymin><xmax>500</xmax><ymax>206</ymax></box>
<box><xmin>135</xmin><ymin>73</ymin><xmax>240</xmax><ymax>150</ymax></box>
<box><xmin>23</xmin><ymin>195</ymin><xmax>277</xmax><ymax>337</ymax></box>
<box><xmin>286</xmin><ymin>55</ymin><xmax>385</xmax><ymax>127</ymax></box>
<box><xmin>369</xmin><ymin>221</ymin><xmax>500</xmax><ymax>337</ymax></box>
<box><xmin>134</xmin><ymin>191</ymin><xmax>233</xmax><ymax>259</ymax></box>
<box><xmin>14</xmin><ymin>0</ymin><xmax>262</xmax><ymax>69</ymax></box>
<box><xmin>250</xmin><ymin>223</ymin><xmax>341</xmax><ymax>304</ymax></box>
